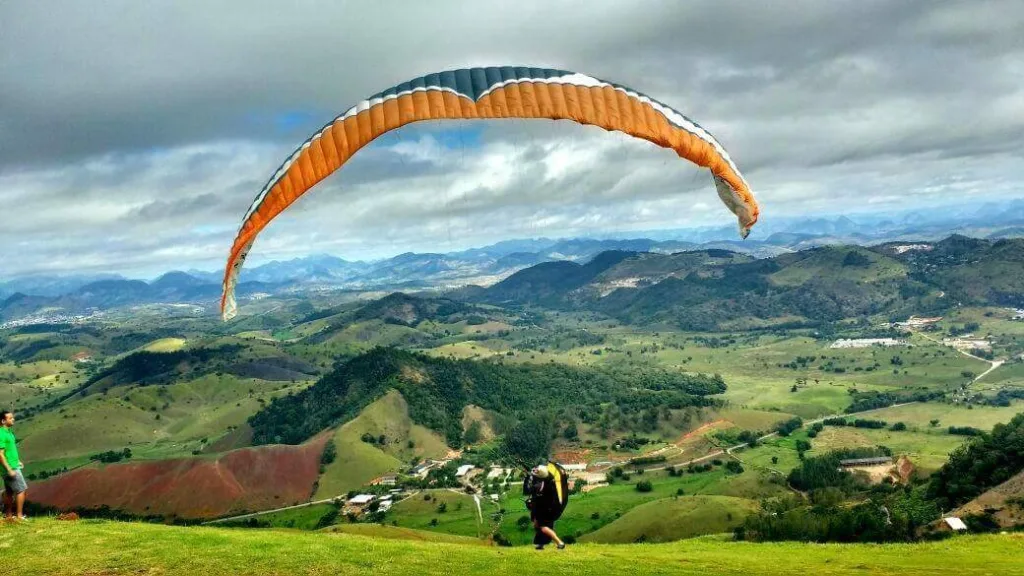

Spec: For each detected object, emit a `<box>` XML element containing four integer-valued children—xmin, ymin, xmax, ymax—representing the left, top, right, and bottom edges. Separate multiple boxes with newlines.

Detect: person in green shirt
<box><xmin>0</xmin><ymin>410</ymin><xmax>28</xmax><ymax>521</ymax></box>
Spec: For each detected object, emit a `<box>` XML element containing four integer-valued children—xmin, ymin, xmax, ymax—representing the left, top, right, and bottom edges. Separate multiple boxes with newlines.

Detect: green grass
<box><xmin>17</xmin><ymin>373</ymin><xmax>308</xmax><ymax>462</ymax></box>
<box><xmin>491</xmin><ymin>466</ymin><xmax>787</xmax><ymax>546</ymax></box>
<box><xmin>715</xmin><ymin>408</ymin><xmax>797</xmax><ymax>431</ymax></box>
<box><xmin>323</xmin><ymin>522</ymin><xmax>490</xmax><ymax>544</ymax></box>
<box><xmin>865</xmin><ymin>402</ymin><xmax>1024</xmax><ymax>431</ymax></box>
<box><xmin>315</xmin><ymin>427</ymin><xmax>403</xmax><ymax>500</ymax></box>
<box><xmin>810</xmin><ymin>426</ymin><xmax>970</xmax><ymax>473</ymax></box>
<box><xmin>5</xmin><ymin>518</ymin><xmax>1023</xmax><ymax>575</ymax></box>
<box><xmin>768</xmin><ymin>248</ymin><xmax>907</xmax><ymax>287</ymax></box>
<box><xmin>976</xmin><ymin>361</ymin><xmax>1024</xmax><ymax>388</ymax></box>
<box><xmin>581</xmin><ymin>495</ymin><xmax>758</xmax><ymax>543</ymax></box>
<box><xmin>138</xmin><ymin>337</ymin><xmax>187</xmax><ymax>352</ymax></box>
<box><xmin>589</xmin><ymin>332</ymin><xmax>983</xmax><ymax>415</ymax></box>
<box><xmin>423</xmin><ymin>325</ymin><xmax>993</xmax><ymax>419</ymax></box>
<box><xmin>387</xmin><ymin>490</ymin><xmax>486</xmax><ymax>538</ymax></box>
<box><xmin>225</xmin><ymin>503</ymin><xmax>337</xmax><ymax>530</ymax></box>
<box><xmin>314</xmin><ymin>391</ymin><xmax>449</xmax><ymax>499</ymax></box>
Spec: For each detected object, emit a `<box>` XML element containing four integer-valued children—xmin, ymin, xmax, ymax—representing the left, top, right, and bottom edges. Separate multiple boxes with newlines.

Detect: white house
<box><xmin>455</xmin><ymin>464</ymin><xmax>476</xmax><ymax>478</ymax></box>
<box><xmin>348</xmin><ymin>494</ymin><xmax>375</xmax><ymax>506</ymax></box>
<box><xmin>942</xmin><ymin>517</ymin><xmax>968</xmax><ymax>531</ymax></box>
<box><xmin>560</xmin><ymin>463</ymin><xmax>588</xmax><ymax>472</ymax></box>
<box><xmin>486</xmin><ymin>467</ymin><xmax>510</xmax><ymax>479</ymax></box>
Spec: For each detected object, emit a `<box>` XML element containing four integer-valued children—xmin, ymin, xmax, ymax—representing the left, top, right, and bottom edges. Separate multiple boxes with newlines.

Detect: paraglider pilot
<box><xmin>524</xmin><ymin>463</ymin><xmax>569</xmax><ymax>550</ymax></box>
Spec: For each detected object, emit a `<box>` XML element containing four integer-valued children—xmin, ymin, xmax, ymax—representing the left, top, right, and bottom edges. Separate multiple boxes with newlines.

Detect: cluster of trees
<box><xmin>986</xmin><ymin>387</ymin><xmax>1024</xmax><ymax>407</ymax></box>
<box><xmin>628</xmin><ymin>455</ymin><xmax>667</xmax><ymax>466</ymax></box>
<box><xmin>948</xmin><ymin>322</ymin><xmax>981</xmax><ymax>337</ymax></box>
<box><xmin>359</xmin><ymin>432</ymin><xmax>388</xmax><ymax>445</ymax></box>
<box><xmin>512</xmin><ymin>329</ymin><xmax>607</xmax><ymax>353</ymax></box>
<box><xmin>844</xmin><ymin>390</ymin><xmax>944</xmax><ymax>413</ymax></box>
<box><xmin>26</xmin><ymin>466</ymin><xmax>69</xmax><ymax>481</ymax></box>
<box><xmin>787</xmin><ymin>447</ymin><xmax>892</xmax><ymax>492</ymax></box>
<box><xmin>738</xmin><ymin>484</ymin><xmax>939</xmax><ymax>543</ymax></box>
<box><xmin>947</xmin><ymin>426</ymin><xmax>983</xmax><ymax>436</ymax></box>
<box><xmin>249</xmin><ymin>347</ymin><xmax>727</xmax><ymax>447</ymax></box>
<box><xmin>774</xmin><ymin>417</ymin><xmax>804</xmax><ymax>437</ymax></box>
<box><xmin>613</xmin><ymin>436</ymin><xmax>653</xmax><ymax>451</ymax></box>
<box><xmin>744</xmin><ymin>413</ymin><xmax>1024</xmax><ymax>543</ymax></box>
<box><xmin>90</xmin><ymin>447</ymin><xmax>132</xmax><ymax>464</ymax></box>
<box><xmin>928</xmin><ymin>413</ymin><xmax>1024</xmax><ymax>509</ymax></box>
<box><xmin>319</xmin><ymin>442</ymin><xmax>337</xmax><ymax>473</ymax></box>
<box><xmin>89</xmin><ymin>345</ymin><xmax>244</xmax><ymax>388</ymax></box>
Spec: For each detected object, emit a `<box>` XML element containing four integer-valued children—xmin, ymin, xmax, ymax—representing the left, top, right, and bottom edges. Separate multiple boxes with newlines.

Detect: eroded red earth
<box><xmin>31</xmin><ymin>433</ymin><xmax>330</xmax><ymax>519</ymax></box>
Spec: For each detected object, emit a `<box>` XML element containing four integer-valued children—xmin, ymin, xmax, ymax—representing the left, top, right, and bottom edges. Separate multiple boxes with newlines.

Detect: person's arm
<box><xmin>0</xmin><ymin>448</ymin><xmax>12</xmax><ymax>477</ymax></box>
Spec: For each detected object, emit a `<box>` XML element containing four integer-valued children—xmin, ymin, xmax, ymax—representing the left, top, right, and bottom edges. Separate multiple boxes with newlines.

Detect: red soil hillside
<box><xmin>31</xmin><ymin>433</ymin><xmax>331</xmax><ymax>519</ymax></box>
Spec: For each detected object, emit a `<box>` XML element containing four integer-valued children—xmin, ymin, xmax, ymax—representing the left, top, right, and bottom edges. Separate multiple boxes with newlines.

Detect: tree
<box><xmin>502</xmin><ymin>413</ymin><xmax>554</xmax><ymax>466</ymax></box>
<box><xmin>636</xmin><ymin>480</ymin><xmax>653</xmax><ymax>492</ymax></box>
<box><xmin>463</xmin><ymin>421</ymin><xmax>482</xmax><ymax>445</ymax></box>
<box><xmin>320</xmin><ymin>442</ymin><xmax>337</xmax><ymax>466</ymax></box>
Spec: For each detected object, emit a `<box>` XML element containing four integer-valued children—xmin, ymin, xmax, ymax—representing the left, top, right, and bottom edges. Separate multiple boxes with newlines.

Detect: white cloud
<box><xmin>1</xmin><ymin>1</ymin><xmax>1022</xmax><ymax>278</ymax></box>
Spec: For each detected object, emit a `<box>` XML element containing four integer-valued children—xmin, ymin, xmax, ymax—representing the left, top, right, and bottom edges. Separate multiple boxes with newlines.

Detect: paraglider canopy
<box><xmin>220</xmin><ymin>67</ymin><xmax>760</xmax><ymax>320</ymax></box>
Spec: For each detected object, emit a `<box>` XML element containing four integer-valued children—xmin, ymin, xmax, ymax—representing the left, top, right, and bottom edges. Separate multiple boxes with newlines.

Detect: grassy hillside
<box><xmin>581</xmin><ymin>495</ymin><xmax>758</xmax><ymax>544</ymax></box>
<box><xmin>30</xmin><ymin>434</ymin><xmax>329</xmax><ymax>519</ymax></box>
<box><xmin>323</xmin><ymin>523</ymin><xmax>490</xmax><ymax>544</ymax></box>
<box><xmin>249</xmin><ymin>347</ymin><xmax>727</xmax><ymax>447</ymax></box>
<box><xmin>19</xmin><ymin>372</ymin><xmax>311</xmax><ymax>465</ymax></box>
<box><xmin>954</xmin><ymin>470</ymin><xmax>1024</xmax><ymax>528</ymax></box>
<box><xmin>769</xmin><ymin>246</ymin><xmax>907</xmax><ymax>287</ymax></box>
<box><xmin>388</xmin><ymin>490</ymin><xmax>485</xmax><ymax>537</ymax></box>
<box><xmin>5</xmin><ymin>519</ymin><xmax>1023</xmax><ymax>576</ymax></box>
<box><xmin>809</xmin><ymin>426</ymin><xmax>970</xmax><ymax>472</ymax></box>
<box><xmin>314</xmin><ymin>391</ymin><xmax>449</xmax><ymax>498</ymax></box>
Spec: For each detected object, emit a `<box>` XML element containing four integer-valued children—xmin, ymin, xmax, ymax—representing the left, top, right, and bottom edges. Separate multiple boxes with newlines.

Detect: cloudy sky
<box><xmin>2</xmin><ymin>1</ymin><xmax>1022</xmax><ymax>279</ymax></box>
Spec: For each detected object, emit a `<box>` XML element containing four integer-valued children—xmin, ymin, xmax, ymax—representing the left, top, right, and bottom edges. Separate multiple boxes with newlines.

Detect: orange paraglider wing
<box><xmin>221</xmin><ymin>67</ymin><xmax>759</xmax><ymax>320</ymax></box>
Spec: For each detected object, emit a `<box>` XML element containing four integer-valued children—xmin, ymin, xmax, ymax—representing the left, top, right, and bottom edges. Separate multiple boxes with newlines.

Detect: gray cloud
<box><xmin>1</xmin><ymin>1</ymin><xmax>1022</xmax><ymax>278</ymax></box>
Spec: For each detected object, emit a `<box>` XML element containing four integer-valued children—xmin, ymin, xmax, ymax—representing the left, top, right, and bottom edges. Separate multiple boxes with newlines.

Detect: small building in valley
<box><xmin>839</xmin><ymin>455</ymin><xmax>916</xmax><ymax>485</ymax></box>
<box><xmin>839</xmin><ymin>456</ymin><xmax>893</xmax><ymax>467</ymax></box>
<box><xmin>486</xmin><ymin>467</ymin><xmax>510</xmax><ymax>480</ymax></box>
<box><xmin>347</xmin><ymin>494</ymin><xmax>375</xmax><ymax>506</ymax></box>
<box><xmin>940</xmin><ymin>517</ymin><xmax>968</xmax><ymax>532</ymax></box>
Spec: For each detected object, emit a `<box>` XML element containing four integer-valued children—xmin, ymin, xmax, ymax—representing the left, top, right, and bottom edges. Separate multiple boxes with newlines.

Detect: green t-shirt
<box><xmin>0</xmin><ymin>427</ymin><xmax>20</xmax><ymax>470</ymax></box>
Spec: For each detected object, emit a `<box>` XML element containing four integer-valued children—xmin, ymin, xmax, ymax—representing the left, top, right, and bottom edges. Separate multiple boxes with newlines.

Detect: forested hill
<box><xmin>471</xmin><ymin>236</ymin><xmax>1024</xmax><ymax>330</ymax></box>
<box><xmin>928</xmin><ymin>412</ymin><xmax>1024</xmax><ymax>509</ymax></box>
<box><xmin>247</xmin><ymin>347</ymin><xmax>726</xmax><ymax>446</ymax></box>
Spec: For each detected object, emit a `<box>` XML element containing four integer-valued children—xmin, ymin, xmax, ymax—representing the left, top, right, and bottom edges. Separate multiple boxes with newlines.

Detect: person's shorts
<box><xmin>531</xmin><ymin>509</ymin><xmax>555</xmax><ymax>529</ymax></box>
<box><xmin>4</xmin><ymin>469</ymin><xmax>27</xmax><ymax>495</ymax></box>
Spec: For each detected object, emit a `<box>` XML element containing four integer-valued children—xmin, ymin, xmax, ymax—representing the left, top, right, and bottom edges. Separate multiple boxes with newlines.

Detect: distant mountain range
<box><xmin>2</xmin><ymin>199</ymin><xmax>1023</xmax><ymax>324</ymax></box>
<box><xmin>467</xmin><ymin>234</ymin><xmax>1024</xmax><ymax>331</ymax></box>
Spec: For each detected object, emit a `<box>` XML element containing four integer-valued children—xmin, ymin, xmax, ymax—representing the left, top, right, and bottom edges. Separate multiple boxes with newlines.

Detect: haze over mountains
<box><xmin>2</xmin><ymin>201</ymin><xmax>1023</xmax><ymax>324</ymax></box>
